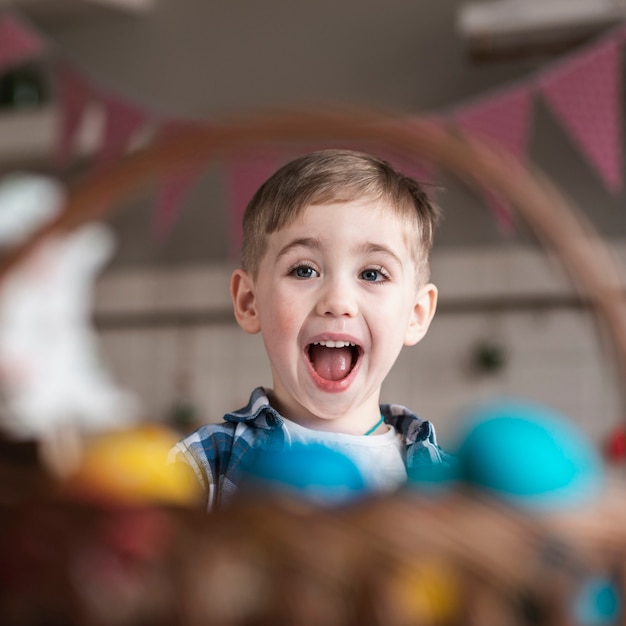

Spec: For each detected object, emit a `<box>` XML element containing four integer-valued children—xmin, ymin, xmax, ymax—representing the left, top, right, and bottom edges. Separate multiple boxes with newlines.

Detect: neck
<box><xmin>267</xmin><ymin>388</ymin><xmax>384</xmax><ymax>435</ymax></box>
<box><xmin>364</xmin><ymin>413</ymin><xmax>385</xmax><ymax>436</ymax></box>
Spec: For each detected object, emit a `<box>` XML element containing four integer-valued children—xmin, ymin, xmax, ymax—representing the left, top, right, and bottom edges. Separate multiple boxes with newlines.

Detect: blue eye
<box><xmin>361</xmin><ymin>268</ymin><xmax>387</xmax><ymax>282</ymax></box>
<box><xmin>292</xmin><ymin>265</ymin><xmax>318</xmax><ymax>279</ymax></box>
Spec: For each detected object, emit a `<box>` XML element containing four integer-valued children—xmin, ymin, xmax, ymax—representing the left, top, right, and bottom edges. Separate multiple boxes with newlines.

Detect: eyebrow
<box><xmin>275</xmin><ymin>237</ymin><xmax>322</xmax><ymax>261</ymax></box>
<box><xmin>276</xmin><ymin>238</ymin><xmax>404</xmax><ymax>266</ymax></box>
<box><xmin>358</xmin><ymin>242</ymin><xmax>404</xmax><ymax>266</ymax></box>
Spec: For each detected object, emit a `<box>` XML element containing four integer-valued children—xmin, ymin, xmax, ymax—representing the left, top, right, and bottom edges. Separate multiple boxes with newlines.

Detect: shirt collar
<box><xmin>225</xmin><ymin>387</ymin><xmax>431</xmax><ymax>444</ymax></box>
<box><xmin>224</xmin><ymin>386</ymin><xmax>283</xmax><ymax>429</ymax></box>
<box><xmin>381</xmin><ymin>403</ymin><xmax>433</xmax><ymax>445</ymax></box>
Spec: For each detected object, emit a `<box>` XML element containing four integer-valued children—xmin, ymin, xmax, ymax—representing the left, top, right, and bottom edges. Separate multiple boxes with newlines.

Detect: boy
<box><xmin>170</xmin><ymin>149</ymin><xmax>451</xmax><ymax>510</ymax></box>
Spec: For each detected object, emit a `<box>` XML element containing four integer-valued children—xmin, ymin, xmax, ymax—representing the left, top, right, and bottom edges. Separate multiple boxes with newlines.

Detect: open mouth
<box><xmin>307</xmin><ymin>340</ymin><xmax>361</xmax><ymax>382</ymax></box>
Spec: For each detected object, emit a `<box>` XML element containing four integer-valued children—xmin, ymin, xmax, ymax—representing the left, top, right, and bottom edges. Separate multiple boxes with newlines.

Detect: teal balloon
<box><xmin>455</xmin><ymin>399</ymin><xmax>603</xmax><ymax>509</ymax></box>
<box><xmin>245</xmin><ymin>442</ymin><xmax>367</xmax><ymax>505</ymax></box>
<box><xmin>573</xmin><ymin>578</ymin><xmax>620</xmax><ymax>626</ymax></box>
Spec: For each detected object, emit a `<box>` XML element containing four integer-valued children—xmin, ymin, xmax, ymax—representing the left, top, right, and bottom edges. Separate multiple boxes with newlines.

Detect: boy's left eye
<box><xmin>360</xmin><ymin>268</ymin><xmax>387</xmax><ymax>282</ymax></box>
<box><xmin>291</xmin><ymin>265</ymin><xmax>318</xmax><ymax>279</ymax></box>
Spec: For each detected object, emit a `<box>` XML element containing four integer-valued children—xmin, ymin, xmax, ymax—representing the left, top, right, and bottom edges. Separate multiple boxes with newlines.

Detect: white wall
<box><xmin>94</xmin><ymin>243</ymin><xmax>626</xmax><ymax>450</ymax></box>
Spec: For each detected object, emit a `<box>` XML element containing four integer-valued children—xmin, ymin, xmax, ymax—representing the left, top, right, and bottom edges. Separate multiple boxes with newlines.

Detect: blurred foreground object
<box><xmin>604</xmin><ymin>425</ymin><xmax>626</xmax><ymax>463</ymax></box>
<box><xmin>0</xmin><ymin>254</ymin><xmax>622</xmax><ymax>624</ymax></box>
<box><xmin>453</xmin><ymin>398</ymin><xmax>604</xmax><ymax>510</ymax></box>
<box><xmin>240</xmin><ymin>442</ymin><xmax>368</xmax><ymax>506</ymax></box>
<box><xmin>66</xmin><ymin>425</ymin><xmax>202</xmax><ymax>507</ymax></box>
<box><xmin>0</xmin><ymin>174</ymin><xmax>140</xmax><ymax>446</ymax></box>
<box><xmin>2</xmin><ymin>458</ymin><xmax>626</xmax><ymax>626</ymax></box>
<box><xmin>1</xmin><ymin>105</ymin><xmax>626</xmax><ymax>624</ymax></box>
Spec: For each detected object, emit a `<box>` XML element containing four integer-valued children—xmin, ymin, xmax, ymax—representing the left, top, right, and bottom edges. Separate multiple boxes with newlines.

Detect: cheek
<box><xmin>370</xmin><ymin>296</ymin><xmax>414</xmax><ymax>341</ymax></box>
<box><xmin>259</xmin><ymin>298</ymin><xmax>302</xmax><ymax>344</ymax></box>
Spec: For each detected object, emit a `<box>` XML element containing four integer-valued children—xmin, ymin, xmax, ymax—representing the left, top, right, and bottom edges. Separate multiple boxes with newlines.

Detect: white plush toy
<box><xmin>0</xmin><ymin>174</ymin><xmax>141</xmax><ymax>442</ymax></box>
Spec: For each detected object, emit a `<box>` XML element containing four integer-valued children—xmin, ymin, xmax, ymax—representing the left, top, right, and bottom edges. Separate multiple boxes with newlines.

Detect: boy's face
<box><xmin>231</xmin><ymin>199</ymin><xmax>437</xmax><ymax>433</ymax></box>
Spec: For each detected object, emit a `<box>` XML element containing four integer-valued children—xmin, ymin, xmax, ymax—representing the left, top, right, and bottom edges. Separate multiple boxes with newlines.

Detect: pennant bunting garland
<box><xmin>0</xmin><ymin>13</ymin><xmax>45</xmax><ymax>74</ymax></box>
<box><xmin>478</xmin><ymin>186</ymin><xmax>516</xmax><ymax>235</ymax></box>
<box><xmin>152</xmin><ymin>120</ymin><xmax>206</xmax><ymax>240</ymax></box>
<box><xmin>94</xmin><ymin>92</ymin><xmax>148</xmax><ymax>169</ymax></box>
<box><xmin>616</xmin><ymin>22</ymin><xmax>626</xmax><ymax>45</ymax></box>
<box><xmin>538</xmin><ymin>35</ymin><xmax>623</xmax><ymax>194</ymax></box>
<box><xmin>55</xmin><ymin>64</ymin><xmax>95</xmax><ymax>167</ymax></box>
<box><xmin>453</xmin><ymin>85</ymin><xmax>534</xmax><ymax>233</ymax></box>
<box><xmin>2</xmin><ymin>9</ymin><xmax>626</xmax><ymax>241</ymax></box>
<box><xmin>454</xmin><ymin>84</ymin><xmax>533</xmax><ymax>159</ymax></box>
<box><xmin>152</xmin><ymin>169</ymin><xmax>201</xmax><ymax>240</ymax></box>
<box><xmin>226</xmin><ymin>150</ymin><xmax>285</xmax><ymax>259</ymax></box>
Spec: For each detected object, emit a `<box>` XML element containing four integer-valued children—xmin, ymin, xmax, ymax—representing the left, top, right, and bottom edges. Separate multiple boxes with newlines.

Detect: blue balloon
<box><xmin>454</xmin><ymin>399</ymin><xmax>604</xmax><ymax>509</ymax></box>
<box><xmin>244</xmin><ymin>442</ymin><xmax>368</xmax><ymax>505</ymax></box>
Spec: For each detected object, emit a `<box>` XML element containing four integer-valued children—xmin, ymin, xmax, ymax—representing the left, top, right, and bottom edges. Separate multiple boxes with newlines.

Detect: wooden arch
<box><xmin>3</xmin><ymin>106</ymin><xmax>626</xmax><ymax>411</ymax></box>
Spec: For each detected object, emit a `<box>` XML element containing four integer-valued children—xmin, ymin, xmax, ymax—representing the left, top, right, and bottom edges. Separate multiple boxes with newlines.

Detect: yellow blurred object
<box><xmin>67</xmin><ymin>425</ymin><xmax>200</xmax><ymax>506</ymax></box>
<box><xmin>391</xmin><ymin>559</ymin><xmax>460</xmax><ymax>624</ymax></box>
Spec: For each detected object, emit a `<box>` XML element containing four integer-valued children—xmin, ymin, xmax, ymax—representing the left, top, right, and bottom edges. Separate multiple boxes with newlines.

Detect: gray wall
<box><xmin>27</xmin><ymin>0</ymin><xmax>626</xmax><ymax>269</ymax></box>
<box><xmin>16</xmin><ymin>1</ymin><xmax>626</xmax><ymax>443</ymax></box>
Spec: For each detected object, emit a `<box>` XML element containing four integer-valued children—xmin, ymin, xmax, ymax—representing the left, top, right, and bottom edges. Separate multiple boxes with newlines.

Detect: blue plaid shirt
<box><xmin>169</xmin><ymin>387</ymin><xmax>452</xmax><ymax>510</ymax></box>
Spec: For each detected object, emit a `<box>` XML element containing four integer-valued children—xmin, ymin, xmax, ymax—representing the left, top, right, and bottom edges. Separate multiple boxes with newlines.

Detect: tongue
<box><xmin>309</xmin><ymin>345</ymin><xmax>353</xmax><ymax>381</ymax></box>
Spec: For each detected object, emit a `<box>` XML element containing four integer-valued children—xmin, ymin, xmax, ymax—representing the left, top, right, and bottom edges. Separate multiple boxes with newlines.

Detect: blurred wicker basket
<box><xmin>1</xmin><ymin>107</ymin><xmax>626</xmax><ymax>626</ymax></box>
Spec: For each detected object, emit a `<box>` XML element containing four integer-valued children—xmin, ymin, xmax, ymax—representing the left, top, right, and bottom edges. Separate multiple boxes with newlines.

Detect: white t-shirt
<box><xmin>281</xmin><ymin>417</ymin><xmax>407</xmax><ymax>492</ymax></box>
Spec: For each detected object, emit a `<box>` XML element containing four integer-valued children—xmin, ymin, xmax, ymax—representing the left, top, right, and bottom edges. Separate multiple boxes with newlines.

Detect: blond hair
<box><xmin>241</xmin><ymin>149</ymin><xmax>441</xmax><ymax>279</ymax></box>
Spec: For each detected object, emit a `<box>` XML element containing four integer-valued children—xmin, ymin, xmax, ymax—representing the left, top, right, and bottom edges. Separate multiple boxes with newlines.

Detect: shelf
<box><xmin>0</xmin><ymin>104</ymin><xmax>152</xmax><ymax>169</ymax></box>
<box><xmin>0</xmin><ymin>105</ymin><xmax>96</xmax><ymax>166</ymax></box>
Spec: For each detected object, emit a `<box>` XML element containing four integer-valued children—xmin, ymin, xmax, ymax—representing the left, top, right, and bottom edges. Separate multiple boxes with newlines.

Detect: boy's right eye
<box><xmin>290</xmin><ymin>265</ymin><xmax>318</xmax><ymax>279</ymax></box>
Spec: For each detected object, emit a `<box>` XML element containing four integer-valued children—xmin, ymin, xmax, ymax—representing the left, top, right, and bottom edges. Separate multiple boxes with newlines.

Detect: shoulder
<box><xmin>172</xmin><ymin>421</ymin><xmax>241</xmax><ymax>463</ymax></box>
<box><xmin>380</xmin><ymin>401</ymin><xmax>454</xmax><ymax>466</ymax></box>
<box><xmin>168</xmin><ymin>387</ymin><xmax>285</xmax><ymax>509</ymax></box>
<box><xmin>171</xmin><ymin>387</ymin><xmax>287</xmax><ymax>466</ymax></box>
<box><xmin>173</xmin><ymin>386</ymin><xmax>281</xmax><ymax>461</ymax></box>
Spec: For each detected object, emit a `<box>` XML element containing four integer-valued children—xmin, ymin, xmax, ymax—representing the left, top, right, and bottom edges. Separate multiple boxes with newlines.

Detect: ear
<box><xmin>231</xmin><ymin>269</ymin><xmax>261</xmax><ymax>334</ymax></box>
<box><xmin>404</xmin><ymin>283</ymin><xmax>438</xmax><ymax>346</ymax></box>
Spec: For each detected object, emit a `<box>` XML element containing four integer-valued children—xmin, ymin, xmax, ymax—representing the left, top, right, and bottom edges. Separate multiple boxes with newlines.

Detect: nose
<box><xmin>315</xmin><ymin>275</ymin><xmax>358</xmax><ymax>318</ymax></box>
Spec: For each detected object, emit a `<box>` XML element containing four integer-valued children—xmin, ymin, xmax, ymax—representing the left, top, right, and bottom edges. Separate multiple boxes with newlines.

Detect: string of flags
<box><xmin>0</xmin><ymin>9</ymin><xmax>624</xmax><ymax>253</ymax></box>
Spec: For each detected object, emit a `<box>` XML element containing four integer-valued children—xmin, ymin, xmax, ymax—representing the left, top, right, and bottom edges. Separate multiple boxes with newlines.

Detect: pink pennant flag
<box><xmin>453</xmin><ymin>85</ymin><xmax>534</xmax><ymax>233</ymax></box>
<box><xmin>539</xmin><ymin>35</ymin><xmax>623</xmax><ymax>193</ymax></box>
<box><xmin>459</xmin><ymin>183</ymin><xmax>516</xmax><ymax>235</ymax></box>
<box><xmin>616</xmin><ymin>22</ymin><xmax>626</xmax><ymax>45</ymax></box>
<box><xmin>152</xmin><ymin>172</ymin><xmax>201</xmax><ymax>240</ymax></box>
<box><xmin>480</xmin><ymin>187</ymin><xmax>517</xmax><ymax>236</ymax></box>
<box><xmin>227</xmin><ymin>149</ymin><xmax>285</xmax><ymax>259</ymax></box>
<box><xmin>95</xmin><ymin>92</ymin><xmax>148</xmax><ymax>168</ymax></box>
<box><xmin>454</xmin><ymin>84</ymin><xmax>533</xmax><ymax>158</ymax></box>
<box><xmin>0</xmin><ymin>13</ymin><xmax>45</xmax><ymax>73</ymax></box>
<box><xmin>55</xmin><ymin>64</ymin><xmax>94</xmax><ymax>167</ymax></box>
<box><xmin>152</xmin><ymin>119</ymin><xmax>206</xmax><ymax>241</ymax></box>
